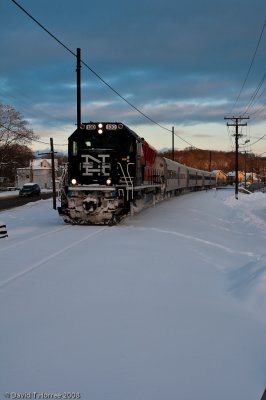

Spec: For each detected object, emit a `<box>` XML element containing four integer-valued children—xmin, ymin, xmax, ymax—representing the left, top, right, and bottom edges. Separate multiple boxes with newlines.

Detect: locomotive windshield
<box><xmin>78</xmin><ymin>133</ymin><xmax>121</xmax><ymax>150</ymax></box>
<box><xmin>70</xmin><ymin>131</ymin><xmax>135</xmax><ymax>156</ymax></box>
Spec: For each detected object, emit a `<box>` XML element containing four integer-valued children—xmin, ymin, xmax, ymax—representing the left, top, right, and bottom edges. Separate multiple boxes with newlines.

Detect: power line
<box><xmin>249</xmin><ymin>134</ymin><xmax>266</xmax><ymax>146</ymax></box>
<box><xmin>10</xmin><ymin>0</ymin><xmax>76</xmax><ymax>58</ymax></box>
<box><xmin>249</xmin><ymin>100</ymin><xmax>266</xmax><ymax>117</ymax></box>
<box><xmin>230</xmin><ymin>18</ymin><xmax>266</xmax><ymax>114</ymax></box>
<box><xmin>9</xmin><ymin>0</ymin><xmax>168</xmax><ymax>131</ymax></box>
<box><xmin>9</xmin><ymin>0</ymin><xmax>200</xmax><ymax>150</ymax></box>
<box><xmin>243</xmin><ymin>72</ymin><xmax>266</xmax><ymax>115</ymax></box>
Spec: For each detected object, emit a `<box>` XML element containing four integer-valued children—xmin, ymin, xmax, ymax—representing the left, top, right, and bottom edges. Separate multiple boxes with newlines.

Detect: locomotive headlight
<box><xmin>106</xmin><ymin>178</ymin><xmax>112</xmax><ymax>185</ymax></box>
<box><xmin>71</xmin><ymin>178</ymin><xmax>77</xmax><ymax>185</ymax></box>
<box><xmin>98</xmin><ymin>123</ymin><xmax>103</xmax><ymax>134</ymax></box>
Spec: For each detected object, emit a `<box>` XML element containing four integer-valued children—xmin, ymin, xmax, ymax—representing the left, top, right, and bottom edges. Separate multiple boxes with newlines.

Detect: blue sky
<box><xmin>1</xmin><ymin>0</ymin><xmax>266</xmax><ymax>154</ymax></box>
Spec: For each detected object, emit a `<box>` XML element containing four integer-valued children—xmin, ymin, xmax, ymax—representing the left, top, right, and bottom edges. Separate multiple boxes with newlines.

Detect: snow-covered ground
<box><xmin>0</xmin><ymin>190</ymin><xmax>20</xmax><ymax>198</ymax></box>
<box><xmin>0</xmin><ymin>189</ymin><xmax>266</xmax><ymax>400</ymax></box>
<box><xmin>0</xmin><ymin>189</ymin><xmax>52</xmax><ymax>198</ymax></box>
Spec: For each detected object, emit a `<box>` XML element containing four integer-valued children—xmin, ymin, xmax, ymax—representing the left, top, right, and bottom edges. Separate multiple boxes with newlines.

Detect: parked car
<box><xmin>19</xmin><ymin>183</ymin><xmax>41</xmax><ymax>197</ymax></box>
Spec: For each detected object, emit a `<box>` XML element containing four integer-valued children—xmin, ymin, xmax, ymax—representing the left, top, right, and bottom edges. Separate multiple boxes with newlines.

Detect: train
<box><xmin>58</xmin><ymin>122</ymin><xmax>216</xmax><ymax>224</ymax></box>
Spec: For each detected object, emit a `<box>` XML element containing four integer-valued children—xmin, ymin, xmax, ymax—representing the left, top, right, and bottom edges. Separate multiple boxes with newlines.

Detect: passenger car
<box><xmin>19</xmin><ymin>183</ymin><xmax>41</xmax><ymax>197</ymax></box>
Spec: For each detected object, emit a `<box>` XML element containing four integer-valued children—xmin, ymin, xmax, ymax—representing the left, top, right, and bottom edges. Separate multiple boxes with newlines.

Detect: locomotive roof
<box><xmin>69</xmin><ymin>122</ymin><xmax>145</xmax><ymax>143</ymax></box>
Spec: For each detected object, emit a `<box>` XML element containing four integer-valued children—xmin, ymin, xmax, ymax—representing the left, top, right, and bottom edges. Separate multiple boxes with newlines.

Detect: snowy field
<box><xmin>0</xmin><ymin>189</ymin><xmax>266</xmax><ymax>400</ymax></box>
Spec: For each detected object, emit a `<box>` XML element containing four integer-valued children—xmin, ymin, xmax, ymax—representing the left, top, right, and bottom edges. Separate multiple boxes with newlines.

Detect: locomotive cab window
<box><xmin>127</xmin><ymin>139</ymin><xmax>134</xmax><ymax>154</ymax></box>
<box><xmin>72</xmin><ymin>141</ymin><xmax>78</xmax><ymax>156</ymax></box>
<box><xmin>121</xmin><ymin>136</ymin><xmax>135</xmax><ymax>154</ymax></box>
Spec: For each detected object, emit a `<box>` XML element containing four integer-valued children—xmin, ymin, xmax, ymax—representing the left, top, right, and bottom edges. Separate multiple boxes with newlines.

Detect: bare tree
<box><xmin>0</xmin><ymin>103</ymin><xmax>38</xmax><ymax>186</ymax></box>
<box><xmin>0</xmin><ymin>103</ymin><xmax>38</xmax><ymax>149</ymax></box>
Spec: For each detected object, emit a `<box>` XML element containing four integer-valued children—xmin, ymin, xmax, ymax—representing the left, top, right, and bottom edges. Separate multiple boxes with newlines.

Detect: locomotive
<box><xmin>58</xmin><ymin>122</ymin><xmax>216</xmax><ymax>224</ymax></box>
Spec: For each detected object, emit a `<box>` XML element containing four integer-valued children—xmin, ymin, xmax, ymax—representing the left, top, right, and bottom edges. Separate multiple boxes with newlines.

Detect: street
<box><xmin>0</xmin><ymin>191</ymin><xmax>53</xmax><ymax>211</ymax></box>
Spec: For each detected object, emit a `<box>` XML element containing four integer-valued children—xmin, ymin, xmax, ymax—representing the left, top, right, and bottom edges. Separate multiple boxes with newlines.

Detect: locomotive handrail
<box><xmin>117</xmin><ymin>162</ymin><xmax>134</xmax><ymax>200</ymax></box>
<box><xmin>127</xmin><ymin>163</ymin><xmax>135</xmax><ymax>199</ymax></box>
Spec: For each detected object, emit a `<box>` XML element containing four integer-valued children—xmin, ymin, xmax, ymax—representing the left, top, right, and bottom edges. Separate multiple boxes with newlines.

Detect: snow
<box><xmin>0</xmin><ymin>189</ymin><xmax>266</xmax><ymax>400</ymax></box>
<box><xmin>0</xmin><ymin>189</ymin><xmax>52</xmax><ymax>198</ymax></box>
<box><xmin>0</xmin><ymin>190</ymin><xmax>20</xmax><ymax>198</ymax></box>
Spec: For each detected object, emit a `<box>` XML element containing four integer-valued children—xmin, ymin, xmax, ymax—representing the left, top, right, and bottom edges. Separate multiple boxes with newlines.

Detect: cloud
<box><xmin>1</xmin><ymin>0</ymin><xmax>266</xmax><ymax>152</ymax></box>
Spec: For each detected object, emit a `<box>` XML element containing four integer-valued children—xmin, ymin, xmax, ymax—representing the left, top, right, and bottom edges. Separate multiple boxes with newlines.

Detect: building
<box><xmin>245</xmin><ymin>172</ymin><xmax>259</xmax><ymax>184</ymax></box>
<box><xmin>17</xmin><ymin>159</ymin><xmax>58</xmax><ymax>189</ymax></box>
<box><xmin>226</xmin><ymin>171</ymin><xmax>245</xmax><ymax>185</ymax></box>
<box><xmin>212</xmin><ymin>170</ymin><xmax>227</xmax><ymax>185</ymax></box>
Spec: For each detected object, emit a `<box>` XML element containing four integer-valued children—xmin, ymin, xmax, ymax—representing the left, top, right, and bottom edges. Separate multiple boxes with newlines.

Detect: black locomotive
<box><xmin>58</xmin><ymin>122</ymin><xmax>215</xmax><ymax>224</ymax></box>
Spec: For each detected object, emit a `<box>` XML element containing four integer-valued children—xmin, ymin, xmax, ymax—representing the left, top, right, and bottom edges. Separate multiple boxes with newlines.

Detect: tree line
<box><xmin>160</xmin><ymin>148</ymin><xmax>266</xmax><ymax>177</ymax></box>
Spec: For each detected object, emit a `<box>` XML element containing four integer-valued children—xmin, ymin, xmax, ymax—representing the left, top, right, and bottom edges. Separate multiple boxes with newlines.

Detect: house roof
<box><xmin>212</xmin><ymin>170</ymin><xmax>227</xmax><ymax>175</ymax></box>
<box><xmin>31</xmin><ymin>159</ymin><xmax>58</xmax><ymax>169</ymax></box>
<box><xmin>17</xmin><ymin>159</ymin><xmax>58</xmax><ymax>172</ymax></box>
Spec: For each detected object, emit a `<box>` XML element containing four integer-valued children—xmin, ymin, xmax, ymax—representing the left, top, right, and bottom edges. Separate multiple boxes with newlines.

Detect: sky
<box><xmin>1</xmin><ymin>190</ymin><xmax>266</xmax><ymax>399</ymax></box>
<box><xmin>1</xmin><ymin>0</ymin><xmax>266</xmax><ymax>154</ymax></box>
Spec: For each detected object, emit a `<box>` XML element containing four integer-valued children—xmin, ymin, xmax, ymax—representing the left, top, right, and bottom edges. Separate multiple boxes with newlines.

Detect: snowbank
<box><xmin>0</xmin><ymin>189</ymin><xmax>265</xmax><ymax>400</ymax></box>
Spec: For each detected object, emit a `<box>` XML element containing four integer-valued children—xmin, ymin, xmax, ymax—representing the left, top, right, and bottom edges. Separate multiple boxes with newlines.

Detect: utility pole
<box><xmin>224</xmin><ymin>116</ymin><xmax>249</xmax><ymax>199</ymax></box>
<box><xmin>243</xmin><ymin>139</ymin><xmax>250</xmax><ymax>189</ymax></box>
<box><xmin>172</xmin><ymin>126</ymin><xmax>174</xmax><ymax>161</ymax></box>
<box><xmin>50</xmin><ymin>138</ymin><xmax>57</xmax><ymax>210</ymax></box>
<box><xmin>30</xmin><ymin>160</ymin><xmax>33</xmax><ymax>182</ymax></box>
<box><xmin>244</xmin><ymin>151</ymin><xmax>247</xmax><ymax>189</ymax></box>
<box><xmin>76</xmin><ymin>48</ymin><xmax>81</xmax><ymax>129</ymax></box>
<box><xmin>39</xmin><ymin>138</ymin><xmax>57</xmax><ymax>210</ymax></box>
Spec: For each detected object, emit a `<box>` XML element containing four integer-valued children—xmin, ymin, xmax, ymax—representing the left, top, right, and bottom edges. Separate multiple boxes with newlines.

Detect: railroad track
<box><xmin>0</xmin><ymin>225</ymin><xmax>108</xmax><ymax>290</ymax></box>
